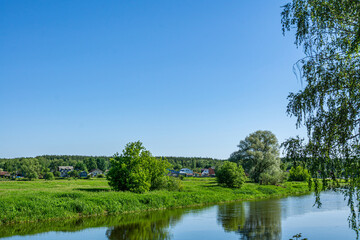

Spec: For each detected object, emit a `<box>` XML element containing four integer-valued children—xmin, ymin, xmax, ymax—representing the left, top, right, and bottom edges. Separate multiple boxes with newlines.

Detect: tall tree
<box><xmin>229</xmin><ymin>130</ymin><xmax>282</xmax><ymax>183</ymax></box>
<box><xmin>84</xmin><ymin>158</ymin><xmax>97</xmax><ymax>171</ymax></box>
<box><xmin>96</xmin><ymin>158</ymin><xmax>106</xmax><ymax>171</ymax></box>
<box><xmin>282</xmin><ymin>0</ymin><xmax>360</xmax><ymax>234</ymax></box>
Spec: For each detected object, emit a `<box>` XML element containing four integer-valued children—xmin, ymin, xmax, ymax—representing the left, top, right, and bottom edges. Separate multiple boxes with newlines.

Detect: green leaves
<box><xmin>107</xmin><ymin>141</ymin><xmax>171</xmax><ymax>193</ymax></box>
<box><xmin>216</xmin><ymin>161</ymin><xmax>246</xmax><ymax>188</ymax></box>
<box><xmin>283</xmin><ymin>0</ymin><xmax>360</xmax><ymax>235</ymax></box>
<box><xmin>230</xmin><ymin>131</ymin><xmax>282</xmax><ymax>184</ymax></box>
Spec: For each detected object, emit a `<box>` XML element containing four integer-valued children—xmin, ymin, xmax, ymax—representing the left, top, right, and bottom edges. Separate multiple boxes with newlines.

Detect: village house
<box><xmin>0</xmin><ymin>171</ymin><xmax>10</xmax><ymax>178</ymax></box>
<box><xmin>201</xmin><ymin>168</ymin><xmax>209</xmax><ymax>176</ymax></box>
<box><xmin>58</xmin><ymin>166</ymin><xmax>74</xmax><ymax>177</ymax></box>
<box><xmin>179</xmin><ymin>168</ymin><xmax>193</xmax><ymax>177</ymax></box>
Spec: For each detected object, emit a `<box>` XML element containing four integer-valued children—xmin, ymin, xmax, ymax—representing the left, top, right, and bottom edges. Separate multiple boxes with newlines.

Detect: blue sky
<box><xmin>0</xmin><ymin>0</ymin><xmax>306</xmax><ymax>159</ymax></box>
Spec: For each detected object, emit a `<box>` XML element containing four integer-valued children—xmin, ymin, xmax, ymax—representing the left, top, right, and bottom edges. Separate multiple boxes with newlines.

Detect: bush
<box><xmin>69</xmin><ymin>170</ymin><xmax>79</xmax><ymax>178</ymax></box>
<box><xmin>259</xmin><ymin>170</ymin><xmax>286</xmax><ymax>185</ymax></box>
<box><xmin>44</xmin><ymin>172</ymin><xmax>55</xmax><ymax>180</ymax></box>
<box><xmin>27</xmin><ymin>172</ymin><xmax>38</xmax><ymax>180</ymax></box>
<box><xmin>107</xmin><ymin>141</ymin><xmax>171</xmax><ymax>193</ymax></box>
<box><xmin>165</xmin><ymin>176</ymin><xmax>183</xmax><ymax>191</ymax></box>
<box><xmin>288</xmin><ymin>166</ymin><xmax>310</xmax><ymax>182</ymax></box>
<box><xmin>96</xmin><ymin>174</ymin><xmax>105</xmax><ymax>178</ymax></box>
<box><xmin>53</xmin><ymin>171</ymin><xmax>61</xmax><ymax>177</ymax></box>
<box><xmin>216</xmin><ymin>161</ymin><xmax>246</xmax><ymax>188</ymax></box>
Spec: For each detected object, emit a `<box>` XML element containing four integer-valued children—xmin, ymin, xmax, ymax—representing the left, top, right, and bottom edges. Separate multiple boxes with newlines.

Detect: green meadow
<box><xmin>0</xmin><ymin>178</ymin><xmax>310</xmax><ymax>225</ymax></box>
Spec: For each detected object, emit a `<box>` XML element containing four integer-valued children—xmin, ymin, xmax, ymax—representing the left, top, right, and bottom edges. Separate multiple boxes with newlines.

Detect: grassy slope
<box><xmin>0</xmin><ymin>178</ymin><xmax>310</xmax><ymax>224</ymax></box>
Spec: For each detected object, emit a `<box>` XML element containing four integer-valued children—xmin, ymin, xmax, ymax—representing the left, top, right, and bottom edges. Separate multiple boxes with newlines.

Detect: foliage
<box><xmin>107</xmin><ymin>141</ymin><xmax>171</xmax><ymax>193</ymax></box>
<box><xmin>0</xmin><ymin>156</ymin><xmax>223</xmax><ymax>181</ymax></box>
<box><xmin>27</xmin><ymin>172</ymin><xmax>39</xmax><ymax>180</ymax></box>
<box><xmin>96</xmin><ymin>158</ymin><xmax>107</xmax><ymax>171</ymax></box>
<box><xmin>53</xmin><ymin>171</ymin><xmax>61</xmax><ymax>177</ymax></box>
<box><xmin>281</xmin><ymin>136</ymin><xmax>306</xmax><ymax>167</ymax></box>
<box><xmin>230</xmin><ymin>130</ymin><xmax>283</xmax><ymax>183</ymax></box>
<box><xmin>282</xmin><ymin>0</ymin><xmax>360</xmax><ymax>234</ymax></box>
<box><xmin>259</xmin><ymin>169</ymin><xmax>287</xmax><ymax>185</ymax></box>
<box><xmin>43</xmin><ymin>172</ymin><xmax>55</xmax><ymax>181</ymax></box>
<box><xmin>165</xmin><ymin>176</ymin><xmax>183</xmax><ymax>191</ymax></box>
<box><xmin>288</xmin><ymin>166</ymin><xmax>310</xmax><ymax>182</ymax></box>
<box><xmin>282</xmin><ymin>0</ymin><xmax>360</xmax><ymax>182</ymax></box>
<box><xmin>75</xmin><ymin>162</ymin><xmax>87</xmax><ymax>171</ymax></box>
<box><xmin>158</xmin><ymin>156</ymin><xmax>224</xmax><ymax>170</ymax></box>
<box><xmin>69</xmin><ymin>170</ymin><xmax>79</xmax><ymax>178</ymax></box>
<box><xmin>216</xmin><ymin>161</ymin><xmax>246</xmax><ymax>188</ymax></box>
<box><xmin>84</xmin><ymin>158</ymin><xmax>97</xmax><ymax>171</ymax></box>
<box><xmin>96</xmin><ymin>174</ymin><xmax>105</xmax><ymax>178</ymax></box>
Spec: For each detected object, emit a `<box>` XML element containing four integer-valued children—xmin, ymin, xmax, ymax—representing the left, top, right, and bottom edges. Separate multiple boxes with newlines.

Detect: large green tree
<box><xmin>282</xmin><ymin>0</ymin><xmax>360</xmax><ymax>233</ymax></box>
<box><xmin>229</xmin><ymin>130</ymin><xmax>282</xmax><ymax>183</ymax></box>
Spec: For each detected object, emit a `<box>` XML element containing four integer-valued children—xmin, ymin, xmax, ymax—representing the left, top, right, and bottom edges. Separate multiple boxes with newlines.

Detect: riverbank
<box><xmin>0</xmin><ymin>178</ymin><xmax>310</xmax><ymax>224</ymax></box>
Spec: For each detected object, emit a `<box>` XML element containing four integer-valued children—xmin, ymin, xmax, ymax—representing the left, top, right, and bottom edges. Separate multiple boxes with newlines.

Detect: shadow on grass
<box><xmin>75</xmin><ymin>188</ymin><xmax>111</xmax><ymax>192</ymax></box>
<box><xmin>203</xmin><ymin>181</ymin><xmax>220</xmax><ymax>188</ymax></box>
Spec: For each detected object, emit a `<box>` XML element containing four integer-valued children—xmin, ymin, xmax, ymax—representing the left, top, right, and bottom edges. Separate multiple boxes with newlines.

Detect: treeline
<box><xmin>0</xmin><ymin>155</ymin><xmax>111</xmax><ymax>179</ymax></box>
<box><xmin>157</xmin><ymin>156</ymin><xmax>224</xmax><ymax>171</ymax></box>
<box><xmin>0</xmin><ymin>155</ymin><xmax>224</xmax><ymax>178</ymax></box>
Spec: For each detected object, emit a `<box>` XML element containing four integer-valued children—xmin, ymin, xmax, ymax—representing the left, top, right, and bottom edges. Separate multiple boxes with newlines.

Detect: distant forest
<box><xmin>0</xmin><ymin>155</ymin><xmax>224</xmax><ymax>177</ymax></box>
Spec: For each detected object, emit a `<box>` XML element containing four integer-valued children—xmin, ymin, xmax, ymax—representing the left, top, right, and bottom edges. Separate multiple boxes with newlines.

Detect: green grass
<box><xmin>0</xmin><ymin>178</ymin><xmax>310</xmax><ymax>224</ymax></box>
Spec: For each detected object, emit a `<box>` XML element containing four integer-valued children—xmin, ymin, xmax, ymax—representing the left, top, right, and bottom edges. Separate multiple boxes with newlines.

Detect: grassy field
<box><xmin>0</xmin><ymin>178</ymin><xmax>310</xmax><ymax>224</ymax></box>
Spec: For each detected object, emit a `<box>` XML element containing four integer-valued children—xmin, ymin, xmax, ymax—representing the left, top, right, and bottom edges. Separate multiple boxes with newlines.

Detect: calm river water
<box><xmin>0</xmin><ymin>191</ymin><xmax>356</xmax><ymax>240</ymax></box>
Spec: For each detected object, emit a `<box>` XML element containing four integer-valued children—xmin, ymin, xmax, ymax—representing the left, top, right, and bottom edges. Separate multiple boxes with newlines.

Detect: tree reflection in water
<box><xmin>217</xmin><ymin>199</ymin><xmax>282</xmax><ymax>240</ymax></box>
<box><xmin>0</xmin><ymin>208</ymin><xmax>187</xmax><ymax>240</ymax></box>
<box><xmin>105</xmin><ymin>208</ymin><xmax>190</xmax><ymax>240</ymax></box>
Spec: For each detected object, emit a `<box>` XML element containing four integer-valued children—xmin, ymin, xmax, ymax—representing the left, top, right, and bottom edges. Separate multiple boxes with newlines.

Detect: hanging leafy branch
<box><xmin>282</xmin><ymin>0</ymin><xmax>360</xmax><ymax>236</ymax></box>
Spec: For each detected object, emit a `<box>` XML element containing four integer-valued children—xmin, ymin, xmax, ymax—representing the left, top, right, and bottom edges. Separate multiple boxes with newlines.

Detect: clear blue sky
<box><xmin>0</xmin><ymin>0</ymin><xmax>306</xmax><ymax>159</ymax></box>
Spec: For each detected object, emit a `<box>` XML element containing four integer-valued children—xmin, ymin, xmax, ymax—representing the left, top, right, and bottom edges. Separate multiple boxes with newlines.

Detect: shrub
<box><xmin>166</xmin><ymin>177</ymin><xmax>183</xmax><ymax>191</ymax></box>
<box><xmin>216</xmin><ymin>161</ymin><xmax>246</xmax><ymax>188</ymax></box>
<box><xmin>96</xmin><ymin>174</ymin><xmax>105</xmax><ymax>178</ymax></box>
<box><xmin>53</xmin><ymin>171</ymin><xmax>61</xmax><ymax>177</ymax></box>
<box><xmin>27</xmin><ymin>172</ymin><xmax>38</xmax><ymax>180</ymax></box>
<box><xmin>288</xmin><ymin>166</ymin><xmax>310</xmax><ymax>182</ymax></box>
<box><xmin>259</xmin><ymin>169</ymin><xmax>286</xmax><ymax>185</ymax></box>
<box><xmin>69</xmin><ymin>170</ymin><xmax>79</xmax><ymax>178</ymax></box>
<box><xmin>44</xmin><ymin>172</ymin><xmax>55</xmax><ymax>180</ymax></box>
<box><xmin>107</xmin><ymin>141</ymin><xmax>171</xmax><ymax>193</ymax></box>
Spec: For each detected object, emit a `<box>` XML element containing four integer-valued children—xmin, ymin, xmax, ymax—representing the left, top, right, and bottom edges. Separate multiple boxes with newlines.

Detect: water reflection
<box><xmin>217</xmin><ymin>199</ymin><xmax>282</xmax><ymax>240</ymax></box>
<box><xmin>105</xmin><ymin>209</ymin><xmax>184</xmax><ymax>240</ymax></box>
<box><xmin>1</xmin><ymin>193</ymin><xmax>354</xmax><ymax>240</ymax></box>
<box><xmin>0</xmin><ymin>208</ymin><xmax>188</xmax><ymax>239</ymax></box>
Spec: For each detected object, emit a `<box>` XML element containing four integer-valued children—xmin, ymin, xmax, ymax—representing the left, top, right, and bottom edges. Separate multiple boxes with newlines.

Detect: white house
<box><xmin>201</xmin><ymin>169</ymin><xmax>209</xmax><ymax>176</ymax></box>
<box><xmin>58</xmin><ymin>166</ymin><xmax>74</xmax><ymax>177</ymax></box>
<box><xmin>179</xmin><ymin>168</ymin><xmax>193</xmax><ymax>176</ymax></box>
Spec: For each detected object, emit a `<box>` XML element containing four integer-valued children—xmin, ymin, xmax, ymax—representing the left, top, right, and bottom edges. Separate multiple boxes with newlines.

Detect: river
<box><xmin>0</xmin><ymin>191</ymin><xmax>356</xmax><ymax>240</ymax></box>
